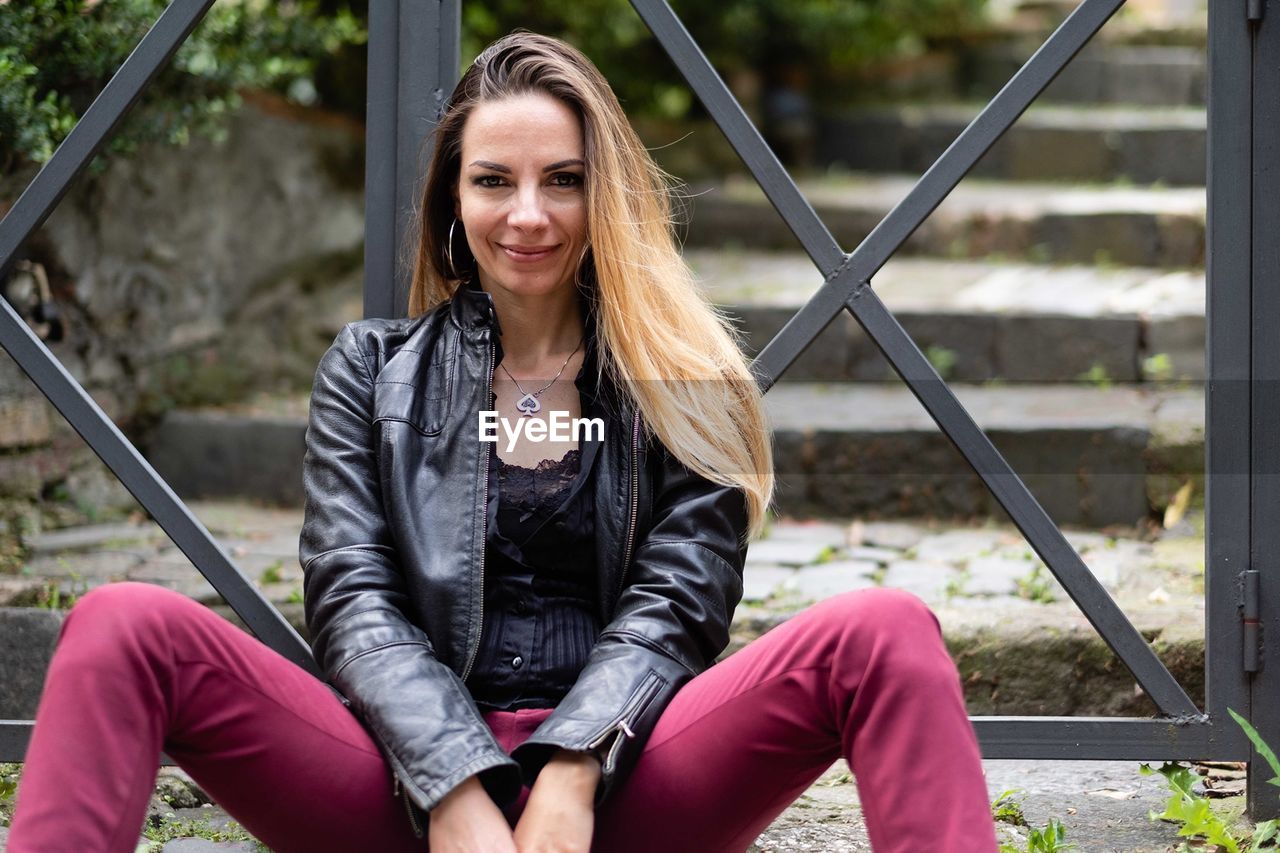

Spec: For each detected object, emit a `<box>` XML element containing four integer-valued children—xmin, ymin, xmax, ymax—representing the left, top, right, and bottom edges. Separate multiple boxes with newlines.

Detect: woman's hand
<box><xmin>429</xmin><ymin>775</ymin><xmax>519</xmax><ymax>853</ymax></box>
<box><xmin>513</xmin><ymin>750</ymin><xmax>601</xmax><ymax>853</ymax></box>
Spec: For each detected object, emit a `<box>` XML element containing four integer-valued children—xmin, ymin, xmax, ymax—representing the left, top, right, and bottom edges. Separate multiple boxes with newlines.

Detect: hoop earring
<box><xmin>445</xmin><ymin>218</ymin><xmax>472</xmax><ymax>282</ymax></box>
<box><xmin>574</xmin><ymin>243</ymin><xmax>593</xmax><ymax>289</ymax></box>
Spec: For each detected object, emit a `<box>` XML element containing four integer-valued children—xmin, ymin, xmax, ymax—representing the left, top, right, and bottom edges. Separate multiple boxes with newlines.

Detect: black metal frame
<box><xmin>0</xmin><ymin>0</ymin><xmax>1273</xmax><ymax>818</ymax></box>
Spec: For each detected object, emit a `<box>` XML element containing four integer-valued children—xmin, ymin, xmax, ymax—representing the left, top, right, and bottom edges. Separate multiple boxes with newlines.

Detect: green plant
<box><xmin>991</xmin><ymin>789</ymin><xmax>1028</xmax><ymax>827</ymax></box>
<box><xmin>944</xmin><ymin>568</ymin><xmax>971</xmax><ymax>600</ymax></box>
<box><xmin>998</xmin><ymin>818</ymin><xmax>1074</xmax><ymax>852</ymax></box>
<box><xmin>1229</xmin><ymin>707</ymin><xmax>1280</xmax><ymax>848</ymax></box>
<box><xmin>32</xmin><ymin>572</ymin><xmax>88</xmax><ymax>610</ymax></box>
<box><xmin>141</xmin><ymin>815</ymin><xmax>262</xmax><ymax>848</ymax></box>
<box><xmin>1077</xmin><ymin>363</ymin><xmax>1113</xmax><ymax>390</ymax></box>
<box><xmin>1</xmin><ymin>1</ymin><xmax>364</xmax><ymax>175</ymax></box>
<box><xmin>1139</xmin><ymin>761</ymin><xmax>1278</xmax><ymax>852</ymax></box>
<box><xmin>462</xmin><ymin>0</ymin><xmax>990</xmax><ymax>126</ymax></box>
<box><xmin>258</xmin><ymin>559</ymin><xmax>284</xmax><ymax>586</ymax></box>
<box><xmin>925</xmin><ymin>345</ymin><xmax>958</xmax><ymax>380</ymax></box>
<box><xmin>0</xmin><ymin>762</ymin><xmax>21</xmax><ymax>828</ymax></box>
<box><xmin>286</xmin><ymin>587</ymin><xmax>304</xmax><ymax>604</ymax></box>
<box><xmin>811</xmin><ymin>544</ymin><xmax>839</xmax><ymax>565</ymax></box>
<box><xmin>1015</xmin><ymin>565</ymin><xmax>1056</xmax><ymax>604</ymax></box>
<box><xmin>1144</xmin><ymin>352</ymin><xmax>1175</xmax><ymax>383</ymax></box>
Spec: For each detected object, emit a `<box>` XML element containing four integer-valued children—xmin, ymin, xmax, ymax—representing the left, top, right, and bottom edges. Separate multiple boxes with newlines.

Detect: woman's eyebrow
<box><xmin>543</xmin><ymin>158</ymin><xmax>585</xmax><ymax>172</ymax></box>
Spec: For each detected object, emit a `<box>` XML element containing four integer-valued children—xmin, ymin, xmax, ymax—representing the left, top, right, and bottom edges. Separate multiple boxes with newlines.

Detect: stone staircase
<box><xmin>141</xmin><ymin>9</ymin><xmax>1208</xmax><ymax>531</ymax></box>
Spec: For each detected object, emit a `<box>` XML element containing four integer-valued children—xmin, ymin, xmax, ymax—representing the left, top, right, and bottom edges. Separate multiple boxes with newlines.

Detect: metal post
<box><xmin>1249</xmin><ymin>0</ymin><xmax>1280</xmax><ymax>820</ymax></box>
<box><xmin>363</xmin><ymin>0</ymin><xmax>460</xmax><ymax>321</ymax></box>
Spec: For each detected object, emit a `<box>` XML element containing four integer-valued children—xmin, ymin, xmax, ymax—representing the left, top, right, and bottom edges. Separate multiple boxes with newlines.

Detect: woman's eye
<box><xmin>472</xmin><ymin>175</ymin><xmax>505</xmax><ymax>188</ymax></box>
<box><xmin>551</xmin><ymin>173</ymin><xmax>583</xmax><ymax>188</ymax></box>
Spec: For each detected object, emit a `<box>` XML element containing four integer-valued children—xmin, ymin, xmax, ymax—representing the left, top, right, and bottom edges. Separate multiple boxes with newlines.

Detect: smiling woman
<box><xmin>3</xmin><ymin>30</ymin><xmax>997</xmax><ymax>853</ymax></box>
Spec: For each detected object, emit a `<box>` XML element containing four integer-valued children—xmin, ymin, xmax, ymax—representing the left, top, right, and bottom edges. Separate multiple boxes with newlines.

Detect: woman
<box><xmin>8</xmin><ymin>32</ymin><xmax>997</xmax><ymax>853</ymax></box>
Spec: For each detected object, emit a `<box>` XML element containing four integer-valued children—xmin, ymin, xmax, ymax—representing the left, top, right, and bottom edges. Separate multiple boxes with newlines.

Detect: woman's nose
<box><xmin>508</xmin><ymin>185</ymin><xmax>549</xmax><ymax>230</ymax></box>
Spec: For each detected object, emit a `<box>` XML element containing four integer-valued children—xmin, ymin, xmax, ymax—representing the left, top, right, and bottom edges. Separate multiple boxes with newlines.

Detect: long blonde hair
<box><xmin>407</xmin><ymin>31</ymin><xmax>774</xmax><ymax>542</ymax></box>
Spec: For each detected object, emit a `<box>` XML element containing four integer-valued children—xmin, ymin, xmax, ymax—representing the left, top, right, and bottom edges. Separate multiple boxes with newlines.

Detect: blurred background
<box><xmin>0</xmin><ymin>8</ymin><xmax>1234</xmax><ymax>845</ymax></box>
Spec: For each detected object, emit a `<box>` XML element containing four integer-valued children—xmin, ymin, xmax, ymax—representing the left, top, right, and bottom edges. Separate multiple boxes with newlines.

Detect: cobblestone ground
<box><xmin>0</xmin><ymin>500</ymin><xmax>1234</xmax><ymax>850</ymax></box>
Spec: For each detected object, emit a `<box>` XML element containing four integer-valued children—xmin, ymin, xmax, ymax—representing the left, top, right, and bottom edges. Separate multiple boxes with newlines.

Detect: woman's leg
<box><xmin>7</xmin><ymin>581</ymin><xmax>429</xmax><ymax>853</ymax></box>
<box><xmin>592</xmin><ymin>587</ymin><xmax>997</xmax><ymax>853</ymax></box>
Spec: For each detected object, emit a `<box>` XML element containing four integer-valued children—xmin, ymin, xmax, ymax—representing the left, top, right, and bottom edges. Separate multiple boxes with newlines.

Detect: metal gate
<box><xmin>0</xmin><ymin>0</ymin><xmax>1276</xmax><ymax>818</ymax></box>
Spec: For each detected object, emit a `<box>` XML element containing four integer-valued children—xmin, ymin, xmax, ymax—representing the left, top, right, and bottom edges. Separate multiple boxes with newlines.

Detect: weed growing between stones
<box><xmin>0</xmin><ymin>762</ymin><xmax>21</xmax><ymax>827</ymax></box>
<box><xmin>1077</xmin><ymin>363</ymin><xmax>1113</xmax><ymax>390</ymax></box>
<box><xmin>139</xmin><ymin>814</ymin><xmax>268</xmax><ymax>852</ymax></box>
<box><xmin>991</xmin><ymin>789</ymin><xmax>1028</xmax><ymax>827</ymax></box>
<box><xmin>992</xmin><ymin>790</ymin><xmax>1074</xmax><ymax>852</ymax></box>
<box><xmin>944</xmin><ymin>567</ymin><xmax>972</xmax><ymax>600</ymax></box>
<box><xmin>998</xmin><ymin>818</ymin><xmax>1073</xmax><ymax>852</ymax></box>
<box><xmin>812</xmin><ymin>545</ymin><xmax>839</xmax><ymax>565</ymax></box>
<box><xmin>925</xmin><ymin>345</ymin><xmax>958</xmax><ymax>380</ymax></box>
<box><xmin>1139</xmin><ymin>761</ymin><xmax>1274</xmax><ymax>852</ymax></box>
<box><xmin>258</xmin><ymin>560</ymin><xmax>284</xmax><ymax>585</ymax></box>
<box><xmin>1016</xmin><ymin>565</ymin><xmax>1057</xmax><ymax>603</ymax></box>
<box><xmin>1139</xmin><ymin>711</ymin><xmax>1280</xmax><ymax>853</ymax></box>
<box><xmin>29</xmin><ymin>573</ymin><xmax>88</xmax><ymax>610</ymax></box>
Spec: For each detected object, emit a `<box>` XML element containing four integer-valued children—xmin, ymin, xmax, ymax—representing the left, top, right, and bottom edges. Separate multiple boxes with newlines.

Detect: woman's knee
<box><xmin>810</xmin><ymin>587</ymin><xmax>942</xmax><ymax>644</ymax></box>
<box><xmin>64</xmin><ymin>581</ymin><xmax>196</xmax><ymax>641</ymax></box>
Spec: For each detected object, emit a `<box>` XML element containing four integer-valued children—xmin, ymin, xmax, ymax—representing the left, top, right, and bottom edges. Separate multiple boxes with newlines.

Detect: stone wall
<box><xmin>0</xmin><ymin>91</ymin><xmax>367</xmax><ymax>539</ymax></box>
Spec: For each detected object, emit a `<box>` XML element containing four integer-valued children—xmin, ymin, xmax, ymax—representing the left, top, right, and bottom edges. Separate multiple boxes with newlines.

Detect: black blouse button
<box><xmin>511</xmin><ymin>655</ymin><xmax>524</xmax><ymax>670</ymax></box>
<box><xmin>512</xmin><ymin>600</ymin><xmax>529</xmax><ymax>615</ymax></box>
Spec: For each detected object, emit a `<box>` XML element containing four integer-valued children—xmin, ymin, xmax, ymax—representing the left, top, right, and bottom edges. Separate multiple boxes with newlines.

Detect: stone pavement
<box><xmin>0</xmin><ymin>756</ymin><xmax>1223</xmax><ymax>851</ymax></box>
<box><xmin>0</xmin><ymin>499</ymin><xmax>1229</xmax><ymax>849</ymax></box>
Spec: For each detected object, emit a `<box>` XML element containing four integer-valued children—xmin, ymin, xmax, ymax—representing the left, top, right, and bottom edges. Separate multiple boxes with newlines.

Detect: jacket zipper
<box><xmin>460</xmin><ymin>337</ymin><xmax>495</xmax><ymax>684</ymax></box>
<box><xmin>393</xmin><ymin>774</ymin><xmax>425</xmax><ymax>838</ymax></box>
<box><xmin>585</xmin><ymin>670</ymin><xmax>662</xmax><ymax>775</ymax></box>
<box><xmin>615</xmin><ymin>410</ymin><xmax>641</xmax><ymax>606</ymax></box>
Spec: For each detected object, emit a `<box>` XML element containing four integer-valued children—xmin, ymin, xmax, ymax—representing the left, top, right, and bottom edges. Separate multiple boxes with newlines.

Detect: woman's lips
<box><xmin>500</xmin><ymin>243</ymin><xmax>558</xmax><ymax>263</ymax></box>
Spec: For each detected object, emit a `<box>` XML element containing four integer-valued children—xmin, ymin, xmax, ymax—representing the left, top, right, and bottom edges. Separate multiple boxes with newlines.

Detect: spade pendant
<box><xmin>515</xmin><ymin>394</ymin><xmax>540</xmax><ymax>417</ymax></box>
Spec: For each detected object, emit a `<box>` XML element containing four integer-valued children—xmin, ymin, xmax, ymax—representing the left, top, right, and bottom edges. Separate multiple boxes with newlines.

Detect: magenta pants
<box><xmin>7</xmin><ymin>582</ymin><xmax>997</xmax><ymax>852</ymax></box>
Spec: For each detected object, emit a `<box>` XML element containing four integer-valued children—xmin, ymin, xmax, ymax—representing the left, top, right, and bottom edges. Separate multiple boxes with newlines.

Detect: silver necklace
<box><xmin>498</xmin><ymin>334</ymin><xmax>585</xmax><ymax>417</ymax></box>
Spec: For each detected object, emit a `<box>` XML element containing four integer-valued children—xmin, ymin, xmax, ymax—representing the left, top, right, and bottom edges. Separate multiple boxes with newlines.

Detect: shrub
<box><xmin>0</xmin><ymin>0</ymin><xmax>364</xmax><ymax>176</ymax></box>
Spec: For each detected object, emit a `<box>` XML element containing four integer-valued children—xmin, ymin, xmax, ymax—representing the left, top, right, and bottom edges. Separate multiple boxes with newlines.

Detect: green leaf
<box><xmin>1229</xmin><ymin>708</ymin><xmax>1280</xmax><ymax>784</ymax></box>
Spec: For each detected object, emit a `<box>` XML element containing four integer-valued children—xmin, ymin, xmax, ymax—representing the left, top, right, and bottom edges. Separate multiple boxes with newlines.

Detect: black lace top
<box><xmin>495</xmin><ymin>449</ymin><xmax>584</xmax><ymax>540</ymax></box>
<box><xmin>467</xmin><ymin>381</ymin><xmax>604</xmax><ymax>711</ymax></box>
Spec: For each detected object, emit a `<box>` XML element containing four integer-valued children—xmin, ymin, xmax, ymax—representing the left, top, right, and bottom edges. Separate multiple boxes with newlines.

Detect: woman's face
<box><xmin>455</xmin><ymin>91</ymin><xmax>588</xmax><ymax>302</ymax></box>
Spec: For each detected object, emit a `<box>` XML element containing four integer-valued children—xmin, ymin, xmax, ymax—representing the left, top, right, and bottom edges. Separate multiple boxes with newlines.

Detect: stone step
<box><xmin>690</xmin><ymin>250</ymin><xmax>1204</xmax><ymax>383</ymax></box>
<box><xmin>142</xmin><ymin>382</ymin><xmax>1202</xmax><ymax>526</ymax></box>
<box><xmin>0</xmin><ymin>503</ymin><xmax>1207</xmax><ymax>727</ymax></box>
<box><xmin>766</xmin><ymin>382</ymin><xmax>1201</xmax><ymax>526</ymax></box>
<box><xmin>962</xmin><ymin>42</ymin><xmax>1205</xmax><ymax>107</ymax></box>
<box><xmin>682</xmin><ymin>173</ymin><xmax>1204</xmax><ymax>268</ymax></box>
<box><xmin>816</xmin><ymin>104</ymin><xmax>1205</xmax><ymax>185</ymax></box>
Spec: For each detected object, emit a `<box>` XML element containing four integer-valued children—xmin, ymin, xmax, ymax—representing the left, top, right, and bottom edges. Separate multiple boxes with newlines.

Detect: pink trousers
<box><xmin>7</xmin><ymin>582</ymin><xmax>997</xmax><ymax>852</ymax></box>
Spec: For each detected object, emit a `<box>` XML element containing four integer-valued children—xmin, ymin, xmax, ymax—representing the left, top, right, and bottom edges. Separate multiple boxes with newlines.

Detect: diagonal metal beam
<box><xmin>750</xmin><ymin>0</ymin><xmax>1126</xmax><ymax>391</ymax></box>
<box><xmin>635</xmin><ymin>0</ymin><xmax>1195</xmax><ymax>715</ymax></box>
<box><xmin>0</xmin><ymin>0</ymin><xmax>316</xmax><ymax>674</ymax></box>
<box><xmin>0</xmin><ymin>298</ymin><xmax>316</xmax><ymax>675</ymax></box>
<box><xmin>846</xmin><ymin>286</ymin><xmax>1200</xmax><ymax>717</ymax></box>
<box><xmin>0</xmin><ymin>0</ymin><xmax>217</xmax><ymax>278</ymax></box>
<box><xmin>628</xmin><ymin>0</ymin><xmax>846</xmax><ymax>276</ymax></box>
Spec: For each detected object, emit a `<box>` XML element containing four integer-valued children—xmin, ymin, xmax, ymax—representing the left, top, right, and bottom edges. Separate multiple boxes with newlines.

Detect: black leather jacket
<box><xmin>298</xmin><ymin>281</ymin><xmax>750</xmax><ymax>837</ymax></box>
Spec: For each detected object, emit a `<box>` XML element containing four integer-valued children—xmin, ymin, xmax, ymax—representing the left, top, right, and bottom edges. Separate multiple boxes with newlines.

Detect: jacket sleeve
<box><xmin>509</xmin><ymin>438</ymin><xmax>750</xmax><ymax>806</ymax></box>
<box><xmin>299</xmin><ymin>323</ymin><xmax>522</xmax><ymax>821</ymax></box>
